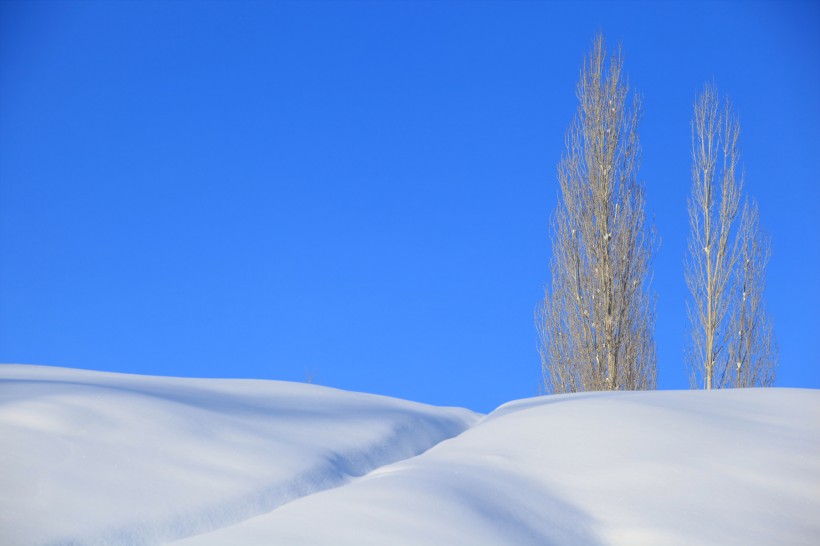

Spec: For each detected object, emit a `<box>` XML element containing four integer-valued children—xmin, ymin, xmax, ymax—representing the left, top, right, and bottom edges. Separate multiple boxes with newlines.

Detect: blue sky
<box><xmin>1</xmin><ymin>0</ymin><xmax>818</xmax><ymax>412</ymax></box>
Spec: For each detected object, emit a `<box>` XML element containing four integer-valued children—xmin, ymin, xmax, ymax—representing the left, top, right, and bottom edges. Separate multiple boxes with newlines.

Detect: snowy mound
<box><xmin>0</xmin><ymin>365</ymin><xmax>479</xmax><ymax>546</ymax></box>
<box><xmin>175</xmin><ymin>389</ymin><xmax>820</xmax><ymax>546</ymax></box>
<box><xmin>2</xmin><ymin>365</ymin><xmax>819</xmax><ymax>546</ymax></box>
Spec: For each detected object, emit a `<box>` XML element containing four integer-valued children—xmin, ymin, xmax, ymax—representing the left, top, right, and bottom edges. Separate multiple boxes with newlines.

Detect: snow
<box><xmin>2</xmin><ymin>365</ymin><xmax>819</xmax><ymax>546</ymax></box>
<box><xmin>0</xmin><ymin>365</ymin><xmax>478</xmax><ymax>546</ymax></box>
<box><xmin>175</xmin><ymin>389</ymin><xmax>820</xmax><ymax>546</ymax></box>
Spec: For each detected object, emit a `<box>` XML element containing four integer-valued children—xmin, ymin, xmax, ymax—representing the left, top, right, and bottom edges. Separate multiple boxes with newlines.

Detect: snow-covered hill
<box><xmin>2</xmin><ymin>365</ymin><xmax>819</xmax><ymax>545</ymax></box>
<box><xmin>0</xmin><ymin>365</ymin><xmax>478</xmax><ymax>545</ymax></box>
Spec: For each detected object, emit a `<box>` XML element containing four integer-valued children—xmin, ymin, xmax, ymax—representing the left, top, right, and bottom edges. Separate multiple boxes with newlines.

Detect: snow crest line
<box><xmin>0</xmin><ymin>365</ymin><xmax>480</xmax><ymax>546</ymax></box>
<box><xmin>158</xmin><ymin>413</ymin><xmax>479</xmax><ymax>545</ymax></box>
<box><xmin>54</xmin><ymin>421</ymin><xmax>470</xmax><ymax>546</ymax></box>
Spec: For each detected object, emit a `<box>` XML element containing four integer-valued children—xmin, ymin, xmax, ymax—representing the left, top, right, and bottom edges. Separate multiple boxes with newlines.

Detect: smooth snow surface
<box><xmin>0</xmin><ymin>365</ymin><xmax>478</xmax><ymax>546</ymax></box>
<box><xmin>173</xmin><ymin>388</ymin><xmax>820</xmax><ymax>546</ymax></box>
<box><xmin>3</xmin><ymin>365</ymin><xmax>819</xmax><ymax>546</ymax></box>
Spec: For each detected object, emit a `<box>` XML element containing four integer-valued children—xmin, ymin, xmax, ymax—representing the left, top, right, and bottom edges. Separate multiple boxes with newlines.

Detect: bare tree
<box><xmin>685</xmin><ymin>84</ymin><xmax>777</xmax><ymax>389</ymax></box>
<box><xmin>685</xmin><ymin>84</ymin><xmax>743</xmax><ymax>390</ymax></box>
<box><xmin>722</xmin><ymin>201</ymin><xmax>777</xmax><ymax>388</ymax></box>
<box><xmin>537</xmin><ymin>35</ymin><xmax>657</xmax><ymax>394</ymax></box>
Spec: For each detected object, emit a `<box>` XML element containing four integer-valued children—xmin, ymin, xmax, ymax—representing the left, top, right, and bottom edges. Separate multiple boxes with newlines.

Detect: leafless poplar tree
<box><xmin>723</xmin><ymin>202</ymin><xmax>777</xmax><ymax>387</ymax></box>
<box><xmin>537</xmin><ymin>35</ymin><xmax>657</xmax><ymax>394</ymax></box>
<box><xmin>685</xmin><ymin>84</ymin><xmax>777</xmax><ymax>389</ymax></box>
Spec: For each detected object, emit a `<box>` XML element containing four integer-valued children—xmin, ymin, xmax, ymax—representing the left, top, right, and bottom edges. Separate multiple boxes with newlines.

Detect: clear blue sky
<box><xmin>1</xmin><ymin>0</ymin><xmax>818</xmax><ymax>412</ymax></box>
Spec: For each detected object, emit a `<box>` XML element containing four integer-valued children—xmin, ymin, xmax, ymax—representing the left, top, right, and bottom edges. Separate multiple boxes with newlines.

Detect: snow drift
<box><xmin>2</xmin><ymin>365</ymin><xmax>818</xmax><ymax>546</ymax></box>
<box><xmin>175</xmin><ymin>388</ymin><xmax>820</xmax><ymax>546</ymax></box>
<box><xmin>0</xmin><ymin>365</ymin><xmax>478</xmax><ymax>546</ymax></box>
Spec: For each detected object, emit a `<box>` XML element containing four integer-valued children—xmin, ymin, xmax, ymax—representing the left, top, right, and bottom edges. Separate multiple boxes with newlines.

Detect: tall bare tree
<box><xmin>723</xmin><ymin>201</ymin><xmax>777</xmax><ymax>388</ymax></box>
<box><xmin>537</xmin><ymin>35</ymin><xmax>657</xmax><ymax>394</ymax></box>
<box><xmin>685</xmin><ymin>84</ymin><xmax>777</xmax><ymax>389</ymax></box>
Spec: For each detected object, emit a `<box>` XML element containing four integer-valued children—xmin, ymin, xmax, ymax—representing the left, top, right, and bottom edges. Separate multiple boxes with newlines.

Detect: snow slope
<box><xmin>175</xmin><ymin>389</ymin><xmax>820</xmax><ymax>546</ymax></box>
<box><xmin>0</xmin><ymin>365</ymin><xmax>479</xmax><ymax>546</ymax></box>
<box><xmin>3</xmin><ymin>365</ymin><xmax>819</xmax><ymax>546</ymax></box>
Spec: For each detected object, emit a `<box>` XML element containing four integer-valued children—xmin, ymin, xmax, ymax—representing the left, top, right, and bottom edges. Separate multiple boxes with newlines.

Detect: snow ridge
<box><xmin>176</xmin><ymin>388</ymin><xmax>820</xmax><ymax>546</ymax></box>
<box><xmin>5</xmin><ymin>365</ymin><xmax>819</xmax><ymax>546</ymax></box>
<box><xmin>0</xmin><ymin>365</ymin><xmax>479</xmax><ymax>546</ymax></box>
